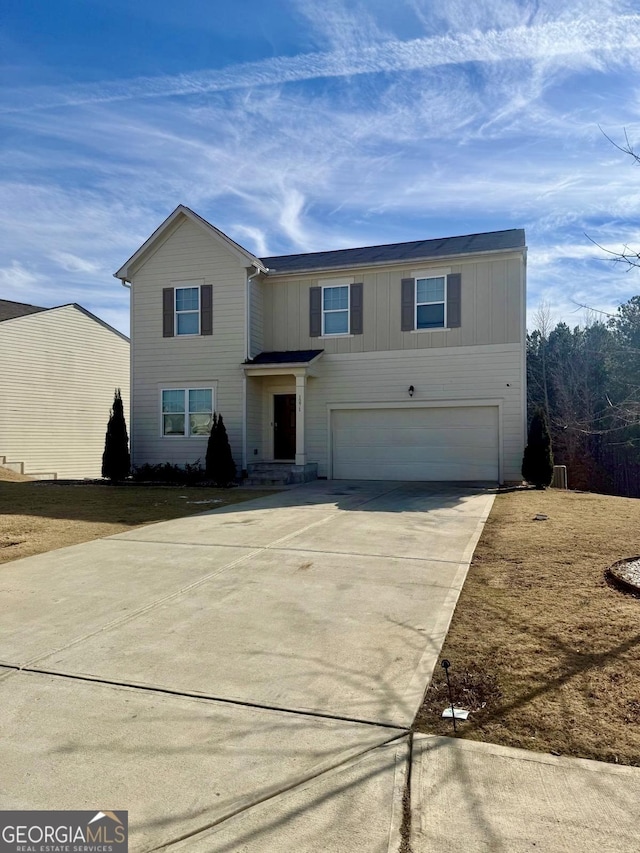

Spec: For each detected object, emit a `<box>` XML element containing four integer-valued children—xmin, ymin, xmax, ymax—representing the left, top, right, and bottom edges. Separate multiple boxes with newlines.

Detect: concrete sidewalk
<box><xmin>411</xmin><ymin>735</ymin><xmax>640</xmax><ymax>852</ymax></box>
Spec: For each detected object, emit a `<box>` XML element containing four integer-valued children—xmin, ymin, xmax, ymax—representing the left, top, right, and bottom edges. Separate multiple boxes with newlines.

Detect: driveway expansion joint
<box><xmin>6</xmin><ymin>663</ymin><xmax>412</xmax><ymax>732</ymax></box>
<box><xmin>146</xmin><ymin>733</ymin><xmax>412</xmax><ymax>853</ymax></box>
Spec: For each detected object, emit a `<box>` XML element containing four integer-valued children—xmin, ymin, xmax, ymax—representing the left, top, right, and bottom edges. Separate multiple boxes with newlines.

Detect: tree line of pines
<box><xmin>101</xmin><ymin>389</ymin><xmax>236</xmax><ymax>486</ymax></box>
<box><xmin>522</xmin><ymin>407</ymin><xmax>554</xmax><ymax>489</ymax></box>
<box><xmin>527</xmin><ymin>295</ymin><xmax>640</xmax><ymax>497</ymax></box>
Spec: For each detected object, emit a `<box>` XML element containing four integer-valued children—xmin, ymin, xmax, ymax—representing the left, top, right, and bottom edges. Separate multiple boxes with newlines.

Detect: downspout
<box><xmin>243</xmin><ymin>265</ymin><xmax>265</xmax><ymax>476</ymax></box>
<box><xmin>119</xmin><ymin>277</ymin><xmax>133</xmax><ymax>467</ymax></box>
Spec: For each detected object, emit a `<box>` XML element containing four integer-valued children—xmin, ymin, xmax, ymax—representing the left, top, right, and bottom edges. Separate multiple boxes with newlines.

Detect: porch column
<box><xmin>295</xmin><ymin>373</ymin><xmax>307</xmax><ymax>466</ymax></box>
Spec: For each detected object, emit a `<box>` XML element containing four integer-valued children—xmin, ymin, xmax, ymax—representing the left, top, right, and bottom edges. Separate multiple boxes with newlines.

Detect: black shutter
<box><xmin>350</xmin><ymin>282</ymin><xmax>363</xmax><ymax>335</ymax></box>
<box><xmin>163</xmin><ymin>287</ymin><xmax>174</xmax><ymax>337</ymax></box>
<box><xmin>401</xmin><ymin>278</ymin><xmax>415</xmax><ymax>331</ymax></box>
<box><xmin>309</xmin><ymin>286</ymin><xmax>322</xmax><ymax>337</ymax></box>
<box><xmin>447</xmin><ymin>273</ymin><xmax>461</xmax><ymax>328</ymax></box>
<box><xmin>200</xmin><ymin>284</ymin><xmax>213</xmax><ymax>335</ymax></box>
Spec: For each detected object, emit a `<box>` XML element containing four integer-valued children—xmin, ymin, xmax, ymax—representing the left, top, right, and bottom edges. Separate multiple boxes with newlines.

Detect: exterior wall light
<box><xmin>408</xmin><ymin>385</ymin><xmax>415</xmax><ymax>397</ymax></box>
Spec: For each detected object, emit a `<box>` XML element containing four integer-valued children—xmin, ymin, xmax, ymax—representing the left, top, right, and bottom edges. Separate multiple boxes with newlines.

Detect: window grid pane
<box><xmin>175</xmin><ymin>287</ymin><xmax>199</xmax><ymax>312</ymax></box>
<box><xmin>177</xmin><ymin>312</ymin><xmax>199</xmax><ymax>335</ymax></box>
<box><xmin>417</xmin><ymin>303</ymin><xmax>445</xmax><ymax>329</ymax></box>
<box><xmin>416</xmin><ymin>277</ymin><xmax>445</xmax><ymax>304</ymax></box>
<box><xmin>324</xmin><ymin>311</ymin><xmax>349</xmax><ymax>335</ymax></box>
<box><xmin>189</xmin><ymin>413</ymin><xmax>212</xmax><ymax>435</ymax></box>
<box><xmin>162</xmin><ymin>390</ymin><xmax>184</xmax><ymax>413</ymax></box>
<box><xmin>163</xmin><ymin>414</ymin><xmax>185</xmax><ymax>435</ymax></box>
<box><xmin>188</xmin><ymin>389</ymin><xmax>212</xmax><ymax>413</ymax></box>
<box><xmin>323</xmin><ymin>286</ymin><xmax>348</xmax><ymax>311</ymax></box>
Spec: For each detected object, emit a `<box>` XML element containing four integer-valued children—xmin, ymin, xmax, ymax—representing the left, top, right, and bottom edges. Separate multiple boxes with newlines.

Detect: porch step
<box><xmin>0</xmin><ymin>455</ymin><xmax>57</xmax><ymax>480</ymax></box>
<box><xmin>246</xmin><ymin>462</ymin><xmax>318</xmax><ymax>486</ymax></box>
<box><xmin>0</xmin><ymin>457</ymin><xmax>25</xmax><ymax>474</ymax></box>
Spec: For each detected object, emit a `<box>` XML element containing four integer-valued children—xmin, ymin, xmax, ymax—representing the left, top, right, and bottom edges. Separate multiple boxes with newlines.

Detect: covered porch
<box><xmin>242</xmin><ymin>349</ymin><xmax>323</xmax><ymax>483</ymax></box>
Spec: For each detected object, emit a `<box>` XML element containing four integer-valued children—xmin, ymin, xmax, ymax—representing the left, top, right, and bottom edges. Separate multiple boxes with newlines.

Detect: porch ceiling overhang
<box><xmin>242</xmin><ymin>349</ymin><xmax>324</xmax><ymax>378</ymax></box>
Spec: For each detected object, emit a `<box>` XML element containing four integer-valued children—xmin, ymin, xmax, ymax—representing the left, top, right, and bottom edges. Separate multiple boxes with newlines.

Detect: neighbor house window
<box><xmin>416</xmin><ymin>276</ymin><xmax>446</xmax><ymax>329</ymax></box>
<box><xmin>175</xmin><ymin>286</ymin><xmax>200</xmax><ymax>335</ymax></box>
<box><xmin>162</xmin><ymin>388</ymin><xmax>213</xmax><ymax>436</ymax></box>
<box><xmin>322</xmin><ymin>285</ymin><xmax>349</xmax><ymax>335</ymax></box>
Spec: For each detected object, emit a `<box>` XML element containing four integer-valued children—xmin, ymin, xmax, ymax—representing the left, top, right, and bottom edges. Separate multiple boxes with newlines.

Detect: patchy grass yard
<box><xmin>415</xmin><ymin>488</ymin><xmax>640</xmax><ymax>767</ymax></box>
<box><xmin>0</xmin><ymin>468</ymin><xmax>277</xmax><ymax>565</ymax></box>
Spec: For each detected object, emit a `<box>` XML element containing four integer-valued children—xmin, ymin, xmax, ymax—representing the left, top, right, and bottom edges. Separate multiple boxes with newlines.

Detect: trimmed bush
<box><xmin>102</xmin><ymin>388</ymin><xmax>130</xmax><ymax>483</ymax></box>
<box><xmin>522</xmin><ymin>408</ymin><xmax>554</xmax><ymax>489</ymax></box>
<box><xmin>205</xmin><ymin>413</ymin><xmax>236</xmax><ymax>487</ymax></box>
<box><xmin>131</xmin><ymin>461</ymin><xmax>204</xmax><ymax>485</ymax></box>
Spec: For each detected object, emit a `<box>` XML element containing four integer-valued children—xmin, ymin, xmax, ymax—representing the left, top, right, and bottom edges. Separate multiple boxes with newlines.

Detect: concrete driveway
<box><xmin>0</xmin><ymin>480</ymin><xmax>493</xmax><ymax>851</ymax></box>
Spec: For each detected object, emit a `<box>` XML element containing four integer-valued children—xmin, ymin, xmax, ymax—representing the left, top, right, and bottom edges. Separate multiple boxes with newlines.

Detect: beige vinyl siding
<box><xmin>261</xmin><ymin>254</ymin><xmax>523</xmax><ymax>354</ymax></box>
<box><xmin>301</xmin><ymin>343</ymin><xmax>523</xmax><ymax>481</ymax></box>
<box><xmin>0</xmin><ymin>306</ymin><xmax>129</xmax><ymax>479</ymax></box>
<box><xmin>130</xmin><ymin>217</ymin><xmax>248</xmax><ymax>468</ymax></box>
<box><xmin>249</xmin><ymin>279</ymin><xmax>264</xmax><ymax>358</ymax></box>
<box><xmin>245</xmin><ymin>376</ymin><xmax>263</xmax><ymax>463</ymax></box>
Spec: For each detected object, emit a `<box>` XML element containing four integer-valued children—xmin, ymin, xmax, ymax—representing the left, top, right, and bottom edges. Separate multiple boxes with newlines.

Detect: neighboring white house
<box><xmin>0</xmin><ymin>300</ymin><xmax>130</xmax><ymax>479</ymax></box>
<box><xmin>115</xmin><ymin>205</ymin><xmax>526</xmax><ymax>484</ymax></box>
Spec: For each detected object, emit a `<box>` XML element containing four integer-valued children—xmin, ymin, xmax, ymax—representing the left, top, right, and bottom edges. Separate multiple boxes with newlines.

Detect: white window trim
<box><xmin>415</xmin><ymin>274</ymin><xmax>447</xmax><ymax>331</ymax></box>
<box><xmin>160</xmin><ymin>386</ymin><xmax>215</xmax><ymax>438</ymax></box>
<box><xmin>321</xmin><ymin>283</ymin><xmax>350</xmax><ymax>337</ymax></box>
<box><xmin>174</xmin><ymin>281</ymin><xmax>202</xmax><ymax>337</ymax></box>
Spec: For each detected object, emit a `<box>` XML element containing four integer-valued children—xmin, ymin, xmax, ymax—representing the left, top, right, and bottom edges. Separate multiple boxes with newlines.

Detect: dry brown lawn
<box><xmin>415</xmin><ymin>488</ymin><xmax>640</xmax><ymax>767</ymax></box>
<box><xmin>0</xmin><ymin>475</ymin><xmax>276</xmax><ymax>565</ymax></box>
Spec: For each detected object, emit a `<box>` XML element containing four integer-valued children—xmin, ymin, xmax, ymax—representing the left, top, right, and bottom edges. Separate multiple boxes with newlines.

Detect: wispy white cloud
<box><xmin>0</xmin><ymin>261</ymin><xmax>43</xmax><ymax>297</ymax></box>
<box><xmin>2</xmin><ymin>13</ymin><xmax>639</xmax><ymax>113</ymax></box>
<box><xmin>49</xmin><ymin>251</ymin><xmax>102</xmax><ymax>275</ymax></box>
<box><xmin>231</xmin><ymin>225</ymin><xmax>270</xmax><ymax>258</ymax></box>
<box><xmin>2</xmin><ymin>1</ymin><xmax>640</xmax><ymax>335</ymax></box>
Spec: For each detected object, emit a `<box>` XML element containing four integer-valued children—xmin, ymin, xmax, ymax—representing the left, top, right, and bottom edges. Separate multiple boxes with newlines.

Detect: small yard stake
<box><xmin>441</xmin><ymin>659</ymin><xmax>457</xmax><ymax>732</ymax></box>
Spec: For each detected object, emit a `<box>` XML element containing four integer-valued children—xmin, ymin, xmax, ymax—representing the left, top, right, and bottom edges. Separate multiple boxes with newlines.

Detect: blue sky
<box><xmin>2</xmin><ymin>0</ymin><xmax>640</xmax><ymax>335</ymax></box>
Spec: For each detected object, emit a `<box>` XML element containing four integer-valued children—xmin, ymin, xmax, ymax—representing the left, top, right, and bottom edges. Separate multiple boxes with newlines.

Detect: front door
<box><xmin>274</xmin><ymin>394</ymin><xmax>296</xmax><ymax>460</ymax></box>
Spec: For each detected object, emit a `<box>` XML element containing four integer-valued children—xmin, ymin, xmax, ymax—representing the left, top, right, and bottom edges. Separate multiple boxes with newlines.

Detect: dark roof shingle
<box><xmin>260</xmin><ymin>229</ymin><xmax>525</xmax><ymax>275</ymax></box>
<box><xmin>245</xmin><ymin>349</ymin><xmax>324</xmax><ymax>365</ymax></box>
<box><xmin>0</xmin><ymin>299</ymin><xmax>47</xmax><ymax>322</ymax></box>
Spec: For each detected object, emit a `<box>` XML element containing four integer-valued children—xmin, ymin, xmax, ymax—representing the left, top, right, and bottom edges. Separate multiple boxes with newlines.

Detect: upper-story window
<box><xmin>416</xmin><ymin>276</ymin><xmax>446</xmax><ymax>329</ymax></box>
<box><xmin>310</xmin><ymin>281</ymin><xmax>362</xmax><ymax>337</ymax></box>
<box><xmin>401</xmin><ymin>271</ymin><xmax>460</xmax><ymax>332</ymax></box>
<box><xmin>163</xmin><ymin>282</ymin><xmax>212</xmax><ymax>338</ymax></box>
<box><xmin>175</xmin><ymin>286</ymin><xmax>200</xmax><ymax>335</ymax></box>
<box><xmin>322</xmin><ymin>285</ymin><xmax>350</xmax><ymax>335</ymax></box>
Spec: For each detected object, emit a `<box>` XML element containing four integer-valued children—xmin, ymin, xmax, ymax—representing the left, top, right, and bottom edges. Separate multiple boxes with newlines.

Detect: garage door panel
<box><xmin>332</xmin><ymin>406</ymin><xmax>499</xmax><ymax>481</ymax></box>
<box><xmin>337</xmin><ymin>427</ymin><xmax>497</xmax><ymax>451</ymax></box>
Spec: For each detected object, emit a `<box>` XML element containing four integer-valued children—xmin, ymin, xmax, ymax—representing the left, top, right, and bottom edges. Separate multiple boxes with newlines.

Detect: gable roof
<box><xmin>260</xmin><ymin>229</ymin><xmax>526</xmax><ymax>275</ymax></box>
<box><xmin>0</xmin><ymin>300</ymin><xmax>129</xmax><ymax>342</ymax></box>
<box><xmin>0</xmin><ymin>298</ymin><xmax>47</xmax><ymax>322</ymax></box>
<box><xmin>114</xmin><ymin>206</ymin><xmax>526</xmax><ymax>284</ymax></box>
<box><xmin>114</xmin><ymin>205</ymin><xmax>268</xmax><ymax>282</ymax></box>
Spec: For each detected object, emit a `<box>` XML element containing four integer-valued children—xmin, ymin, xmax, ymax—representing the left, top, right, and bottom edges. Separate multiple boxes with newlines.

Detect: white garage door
<box><xmin>332</xmin><ymin>406</ymin><xmax>499</xmax><ymax>481</ymax></box>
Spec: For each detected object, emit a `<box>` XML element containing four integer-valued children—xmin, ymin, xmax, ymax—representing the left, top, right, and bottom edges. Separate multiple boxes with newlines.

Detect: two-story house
<box><xmin>115</xmin><ymin>205</ymin><xmax>526</xmax><ymax>483</ymax></box>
